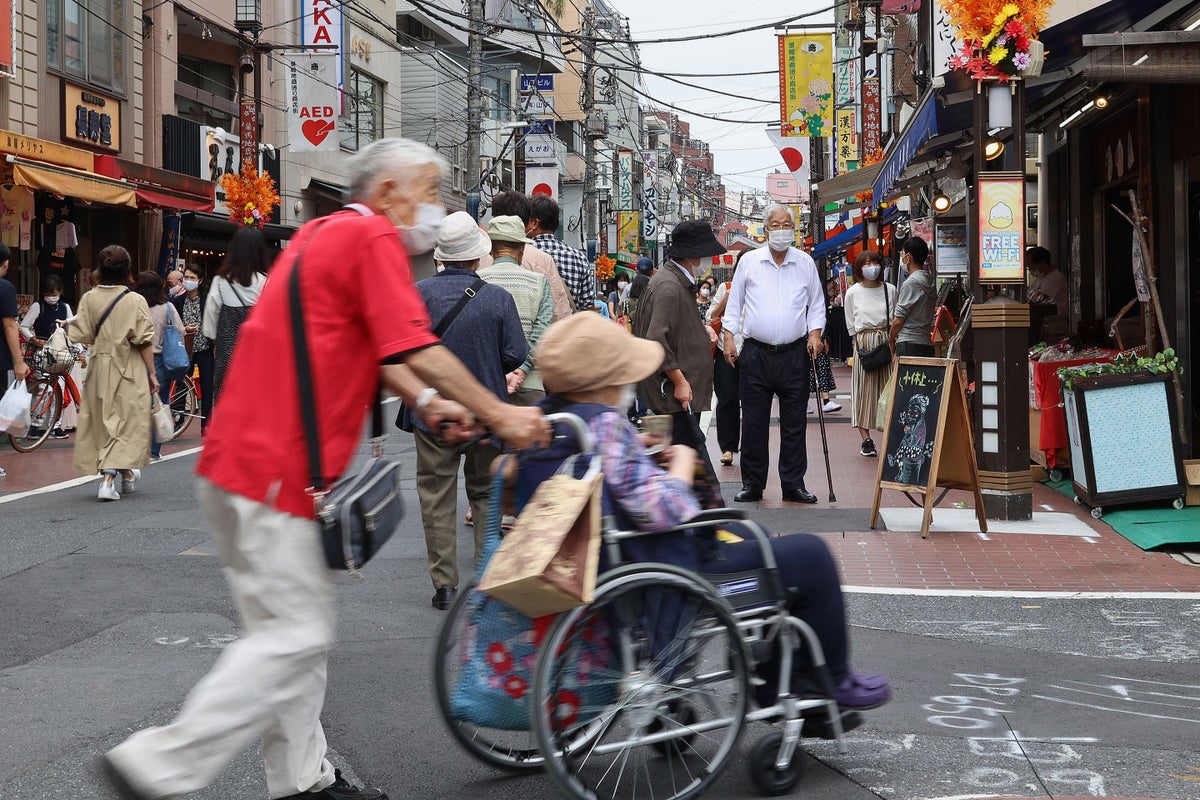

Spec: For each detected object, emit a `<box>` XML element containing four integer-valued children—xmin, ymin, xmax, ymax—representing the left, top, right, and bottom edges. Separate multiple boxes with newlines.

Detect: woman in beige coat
<box><xmin>67</xmin><ymin>245</ymin><xmax>158</xmax><ymax>501</ymax></box>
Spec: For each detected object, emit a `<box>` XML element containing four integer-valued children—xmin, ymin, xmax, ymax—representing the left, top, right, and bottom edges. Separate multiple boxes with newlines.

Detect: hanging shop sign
<box><xmin>300</xmin><ymin>0</ymin><xmax>343</xmax><ymax>99</ymax></box>
<box><xmin>642</xmin><ymin>154</ymin><xmax>658</xmax><ymax>242</ymax></box>
<box><xmin>835</xmin><ymin>109</ymin><xmax>858</xmax><ymax>174</ymax></box>
<box><xmin>282</xmin><ymin>52</ymin><xmax>340</xmax><ymax>153</ymax></box>
<box><xmin>617</xmin><ymin>150</ymin><xmax>634</xmax><ymax>212</ymax></box>
<box><xmin>977</xmin><ymin>173</ymin><xmax>1025</xmax><ymax>283</ymax></box>
<box><xmin>861</xmin><ymin>77</ymin><xmax>881</xmax><ymax>159</ymax></box>
<box><xmin>0</xmin><ymin>130</ymin><xmax>92</xmax><ymax>171</ymax></box>
<box><xmin>617</xmin><ymin>211</ymin><xmax>639</xmax><ymax>262</ymax></box>
<box><xmin>777</xmin><ymin>33</ymin><xmax>833</xmax><ymax>138</ymax></box>
<box><xmin>240</xmin><ymin>99</ymin><xmax>258</xmax><ymax>173</ymax></box>
<box><xmin>63</xmin><ymin>82</ymin><xmax>121</xmax><ymax>152</ymax></box>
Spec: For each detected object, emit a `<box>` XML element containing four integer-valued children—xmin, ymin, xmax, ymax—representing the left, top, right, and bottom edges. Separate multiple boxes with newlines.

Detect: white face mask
<box><xmin>617</xmin><ymin>384</ymin><xmax>637</xmax><ymax>410</ymax></box>
<box><xmin>767</xmin><ymin>229</ymin><xmax>795</xmax><ymax>251</ymax></box>
<box><xmin>182</xmin><ymin>279</ymin><xmax>199</xmax><ymax>292</ymax></box>
<box><xmin>169</xmin><ymin>284</ymin><xmax>186</xmax><ymax>297</ymax></box>
<box><xmin>397</xmin><ymin>202</ymin><xmax>446</xmax><ymax>255</ymax></box>
<box><xmin>700</xmin><ymin>288</ymin><xmax>710</xmax><ymax>298</ymax></box>
<box><xmin>862</xmin><ymin>265</ymin><xmax>881</xmax><ymax>281</ymax></box>
<box><xmin>44</xmin><ymin>295</ymin><xmax>59</xmax><ymax>305</ymax></box>
<box><xmin>617</xmin><ymin>281</ymin><xmax>628</xmax><ymax>291</ymax></box>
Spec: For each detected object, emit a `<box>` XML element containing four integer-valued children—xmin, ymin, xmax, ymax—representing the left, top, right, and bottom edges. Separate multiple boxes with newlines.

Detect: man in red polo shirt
<box><xmin>101</xmin><ymin>139</ymin><xmax>549</xmax><ymax>800</ymax></box>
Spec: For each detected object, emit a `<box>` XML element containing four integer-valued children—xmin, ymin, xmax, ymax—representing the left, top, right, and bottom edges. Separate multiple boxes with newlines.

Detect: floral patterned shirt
<box><xmin>181</xmin><ymin>294</ymin><xmax>211</xmax><ymax>352</ymax></box>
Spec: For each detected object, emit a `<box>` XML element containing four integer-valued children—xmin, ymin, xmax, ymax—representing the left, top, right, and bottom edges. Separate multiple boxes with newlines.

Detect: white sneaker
<box><xmin>823</xmin><ymin>400</ymin><xmax>843</xmax><ymax>412</ymax></box>
<box><xmin>98</xmin><ymin>480</ymin><xmax>121</xmax><ymax>501</ymax></box>
<box><xmin>0</xmin><ymin>466</ymin><xmax>6</xmax><ymax>478</ymax></box>
<box><xmin>121</xmin><ymin>469</ymin><xmax>141</xmax><ymax>494</ymax></box>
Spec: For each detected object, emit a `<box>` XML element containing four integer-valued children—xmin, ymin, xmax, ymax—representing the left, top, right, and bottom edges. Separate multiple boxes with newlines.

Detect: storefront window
<box><xmin>340</xmin><ymin>69</ymin><xmax>384</xmax><ymax>152</ymax></box>
<box><xmin>47</xmin><ymin>0</ymin><xmax>126</xmax><ymax>93</ymax></box>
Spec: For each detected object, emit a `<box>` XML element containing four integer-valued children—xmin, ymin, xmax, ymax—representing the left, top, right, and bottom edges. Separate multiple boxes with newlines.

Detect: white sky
<box><xmin>624</xmin><ymin>0</ymin><xmax>836</xmax><ymax>196</ymax></box>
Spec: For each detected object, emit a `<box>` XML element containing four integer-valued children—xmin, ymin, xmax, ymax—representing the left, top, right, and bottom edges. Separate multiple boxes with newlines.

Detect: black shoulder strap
<box><xmin>289</xmin><ymin>220</ymin><xmax>384</xmax><ymax>493</ymax></box>
<box><xmin>432</xmin><ymin>277</ymin><xmax>487</xmax><ymax>339</ymax></box>
<box><xmin>94</xmin><ymin>289</ymin><xmax>131</xmax><ymax>338</ymax></box>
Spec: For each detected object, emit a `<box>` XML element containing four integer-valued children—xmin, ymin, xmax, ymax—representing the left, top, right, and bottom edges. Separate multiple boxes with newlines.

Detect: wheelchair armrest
<box><xmin>684</xmin><ymin>508</ymin><xmax>749</xmax><ymax>525</ymax></box>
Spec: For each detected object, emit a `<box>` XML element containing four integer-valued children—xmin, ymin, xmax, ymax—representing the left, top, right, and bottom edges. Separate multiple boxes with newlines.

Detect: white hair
<box><xmin>762</xmin><ymin>203</ymin><xmax>793</xmax><ymax>227</ymax></box>
<box><xmin>347</xmin><ymin>138</ymin><xmax>449</xmax><ymax>202</ymax></box>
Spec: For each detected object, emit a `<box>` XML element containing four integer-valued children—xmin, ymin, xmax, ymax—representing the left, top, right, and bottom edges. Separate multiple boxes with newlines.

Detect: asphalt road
<box><xmin>2</xmin><ymin>440</ymin><xmax>1199</xmax><ymax>800</ymax></box>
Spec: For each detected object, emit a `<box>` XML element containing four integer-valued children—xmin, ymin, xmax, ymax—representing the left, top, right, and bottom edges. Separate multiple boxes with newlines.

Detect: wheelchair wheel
<box><xmin>432</xmin><ymin>583</ymin><xmax>545</xmax><ymax>772</ymax></box>
<box><xmin>532</xmin><ymin>565</ymin><xmax>750</xmax><ymax>800</ymax></box>
<box><xmin>749</xmin><ymin>731</ymin><xmax>805</xmax><ymax>796</ymax></box>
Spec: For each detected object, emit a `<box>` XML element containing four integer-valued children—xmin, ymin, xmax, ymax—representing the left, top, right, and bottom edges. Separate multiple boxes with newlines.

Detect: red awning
<box><xmin>93</xmin><ymin>155</ymin><xmax>215</xmax><ymax>212</ymax></box>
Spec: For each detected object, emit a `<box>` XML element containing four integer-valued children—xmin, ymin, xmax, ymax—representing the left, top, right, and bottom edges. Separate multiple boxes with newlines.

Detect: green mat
<box><xmin>1043</xmin><ymin>478</ymin><xmax>1200</xmax><ymax>550</ymax></box>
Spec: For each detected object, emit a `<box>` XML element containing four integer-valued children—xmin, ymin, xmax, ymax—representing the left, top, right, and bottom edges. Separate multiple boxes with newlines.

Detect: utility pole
<box><xmin>466</xmin><ymin>0</ymin><xmax>485</xmax><ymax>219</ymax></box>
<box><xmin>581</xmin><ymin>6</ymin><xmax>597</xmax><ymax>258</ymax></box>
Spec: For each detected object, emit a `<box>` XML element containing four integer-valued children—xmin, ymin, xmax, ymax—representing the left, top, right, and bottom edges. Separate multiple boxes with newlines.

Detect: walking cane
<box><xmin>808</xmin><ymin>312</ymin><xmax>838</xmax><ymax>503</ymax></box>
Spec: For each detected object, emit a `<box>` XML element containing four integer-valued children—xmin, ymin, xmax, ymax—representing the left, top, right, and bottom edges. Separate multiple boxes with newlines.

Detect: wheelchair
<box><xmin>433</xmin><ymin>413</ymin><xmax>850</xmax><ymax>800</ymax></box>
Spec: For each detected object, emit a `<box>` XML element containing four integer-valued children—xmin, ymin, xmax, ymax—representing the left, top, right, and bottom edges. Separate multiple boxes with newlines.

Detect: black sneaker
<box><xmin>860</xmin><ymin>438</ymin><xmax>878</xmax><ymax>457</ymax></box>
<box><xmin>49</xmin><ymin>428</ymin><xmax>70</xmax><ymax>439</ymax></box>
<box><xmin>25</xmin><ymin>426</ymin><xmax>44</xmax><ymax>439</ymax></box>
<box><xmin>277</xmin><ymin>770</ymin><xmax>387</xmax><ymax>800</ymax></box>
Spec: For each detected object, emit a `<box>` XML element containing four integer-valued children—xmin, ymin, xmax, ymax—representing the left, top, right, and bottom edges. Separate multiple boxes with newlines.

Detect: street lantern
<box><xmin>235</xmin><ymin>0</ymin><xmax>261</xmax><ymax>32</ymax></box>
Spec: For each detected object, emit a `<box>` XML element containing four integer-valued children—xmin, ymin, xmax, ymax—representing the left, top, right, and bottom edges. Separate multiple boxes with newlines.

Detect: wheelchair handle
<box><xmin>544</xmin><ymin>412</ymin><xmax>596</xmax><ymax>456</ymax></box>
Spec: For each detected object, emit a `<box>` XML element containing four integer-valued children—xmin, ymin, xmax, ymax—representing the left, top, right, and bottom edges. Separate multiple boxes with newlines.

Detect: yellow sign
<box><xmin>0</xmin><ymin>129</ymin><xmax>93</xmax><ymax>171</ymax></box>
<box><xmin>778</xmin><ymin>33</ymin><xmax>834</xmax><ymax>138</ymax></box>
<box><xmin>977</xmin><ymin>174</ymin><xmax>1025</xmax><ymax>283</ymax></box>
<box><xmin>617</xmin><ymin>212</ymin><xmax>639</xmax><ymax>259</ymax></box>
<box><xmin>835</xmin><ymin>109</ymin><xmax>858</xmax><ymax>173</ymax></box>
<box><xmin>63</xmin><ymin>82</ymin><xmax>121</xmax><ymax>152</ymax></box>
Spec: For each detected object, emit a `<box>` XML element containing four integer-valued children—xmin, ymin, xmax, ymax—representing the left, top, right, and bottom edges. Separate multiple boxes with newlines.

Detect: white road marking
<box><xmin>845</xmin><ymin>586</ymin><xmax>1200</xmax><ymax>599</ymax></box>
<box><xmin>0</xmin><ymin>446</ymin><xmax>202</xmax><ymax>505</ymax></box>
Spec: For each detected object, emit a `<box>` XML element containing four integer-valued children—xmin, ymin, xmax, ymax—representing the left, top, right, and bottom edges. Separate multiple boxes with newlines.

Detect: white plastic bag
<box><xmin>43</xmin><ymin>327</ymin><xmax>75</xmax><ymax>374</ymax></box>
<box><xmin>0</xmin><ymin>381</ymin><xmax>32</xmax><ymax>436</ymax></box>
<box><xmin>151</xmin><ymin>395</ymin><xmax>175</xmax><ymax>442</ymax></box>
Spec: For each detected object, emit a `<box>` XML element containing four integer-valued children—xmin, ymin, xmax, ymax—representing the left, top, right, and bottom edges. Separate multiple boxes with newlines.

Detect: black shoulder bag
<box><xmin>93</xmin><ymin>289</ymin><xmax>132</xmax><ymax>338</ymax></box>
<box><xmin>395</xmin><ymin>276</ymin><xmax>487</xmax><ymax>432</ymax></box>
<box><xmin>289</xmin><ymin>224</ymin><xmax>404</xmax><ymax>574</ymax></box>
<box><xmin>858</xmin><ymin>283</ymin><xmax>894</xmax><ymax>373</ymax></box>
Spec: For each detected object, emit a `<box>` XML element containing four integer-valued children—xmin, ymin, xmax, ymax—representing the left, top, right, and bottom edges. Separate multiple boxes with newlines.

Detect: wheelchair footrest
<box><xmin>800</xmin><ymin>708</ymin><xmax>861</xmax><ymax>740</ymax></box>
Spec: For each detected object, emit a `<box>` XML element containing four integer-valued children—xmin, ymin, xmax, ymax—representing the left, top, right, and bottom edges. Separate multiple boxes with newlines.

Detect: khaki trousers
<box><xmin>106</xmin><ymin>479</ymin><xmax>337</xmax><ymax>799</ymax></box>
<box><xmin>414</xmin><ymin>427</ymin><xmax>499</xmax><ymax>590</ymax></box>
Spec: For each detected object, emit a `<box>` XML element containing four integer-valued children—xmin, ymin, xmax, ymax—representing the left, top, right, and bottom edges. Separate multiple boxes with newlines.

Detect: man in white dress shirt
<box><xmin>721</xmin><ymin>204</ymin><xmax>826</xmax><ymax>504</ymax></box>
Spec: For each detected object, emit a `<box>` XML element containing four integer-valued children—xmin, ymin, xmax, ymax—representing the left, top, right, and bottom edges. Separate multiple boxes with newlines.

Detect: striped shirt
<box><xmin>533</xmin><ymin>233</ymin><xmax>594</xmax><ymax>313</ymax></box>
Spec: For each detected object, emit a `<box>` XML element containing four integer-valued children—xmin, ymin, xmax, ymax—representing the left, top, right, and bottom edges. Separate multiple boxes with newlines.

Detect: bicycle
<box><xmin>11</xmin><ymin>343</ymin><xmax>82</xmax><ymax>453</ymax></box>
<box><xmin>162</xmin><ymin>368</ymin><xmax>202</xmax><ymax>440</ymax></box>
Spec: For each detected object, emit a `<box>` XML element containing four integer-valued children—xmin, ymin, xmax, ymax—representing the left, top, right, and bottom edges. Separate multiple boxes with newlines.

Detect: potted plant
<box><xmin>1056</xmin><ymin>350</ymin><xmax>1186</xmax><ymax>517</ymax></box>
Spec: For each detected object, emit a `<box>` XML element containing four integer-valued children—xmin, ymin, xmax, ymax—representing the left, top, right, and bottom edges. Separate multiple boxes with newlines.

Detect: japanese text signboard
<box><xmin>282</xmin><ymin>52</ymin><xmax>340</xmax><ymax>153</ymax></box>
<box><xmin>63</xmin><ymin>82</ymin><xmax>120</xmax><ymax>152</ymax></box>
<box><xmin>977</xmin><ymin>173</ymin><xmax>1026</xmax><ymax>283</ymax></box>
<box><xmin>861</xmin><ymin>77</ymin><xmax>881</xmax><ymax>159</ymax></box>
<box><xmin>778</xmin><ymin>33</ymin><xmax>833</xmax><ymax>138</ymax></box>
<box><xmin>617</xmin><ymin>150</ymin><xmax>634</xmax><ymax>212</ymax></box>
<box><xmin>240</xmin><ymin>99</ymin><xmax>258</xmax><ymax>172</ymax></box>
<box><xmin>836</xmin><ymin>109</ymin><xmax>858</xmax><ymax>173</ymax></box>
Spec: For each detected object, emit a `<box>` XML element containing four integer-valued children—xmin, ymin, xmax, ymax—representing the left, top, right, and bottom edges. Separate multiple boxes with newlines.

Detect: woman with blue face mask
<box><xmin>842</xmin><ymin>250</ymin><xmax>892</xmax><ymax>458</ymax></box>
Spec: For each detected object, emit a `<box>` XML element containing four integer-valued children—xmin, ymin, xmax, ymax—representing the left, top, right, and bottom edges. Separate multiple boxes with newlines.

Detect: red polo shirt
<box><xmin>197</xmin><ymin>208</ymin><xmax>438</xmax><ymax>519</ymax></box>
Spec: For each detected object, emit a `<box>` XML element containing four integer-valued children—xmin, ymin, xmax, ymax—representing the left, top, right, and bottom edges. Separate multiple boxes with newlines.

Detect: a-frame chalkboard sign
<box><xmin>869</xmin><ymin>357</ymin><xmax>987</xmax><ymax>538</ymax></box>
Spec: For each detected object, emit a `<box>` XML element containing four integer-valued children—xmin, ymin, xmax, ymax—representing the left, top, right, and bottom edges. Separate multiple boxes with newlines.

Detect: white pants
<box><xmin>107</xmin><ymin>479</ymin><xmax>337</xmax><ymax>799</ymax></box>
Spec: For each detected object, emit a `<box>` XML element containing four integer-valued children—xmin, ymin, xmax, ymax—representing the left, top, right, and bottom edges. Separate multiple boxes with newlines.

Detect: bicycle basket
<box><xmin>40</xmin><ymin>345</ymin><xmax>75</xmax><ymax>375</ymax></box>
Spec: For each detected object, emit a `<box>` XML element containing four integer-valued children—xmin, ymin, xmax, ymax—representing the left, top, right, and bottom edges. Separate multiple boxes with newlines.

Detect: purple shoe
<box><xmin>836</xmin><ymin>671</ymin><xmax>892</xmax><ymax>710</ymax></box>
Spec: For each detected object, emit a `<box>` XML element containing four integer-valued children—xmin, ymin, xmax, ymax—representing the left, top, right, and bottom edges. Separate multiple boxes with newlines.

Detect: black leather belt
<box><xmin>746</xmin><ymin>337</ymin><xmax>805</xmax><ymax>353</ymax></box>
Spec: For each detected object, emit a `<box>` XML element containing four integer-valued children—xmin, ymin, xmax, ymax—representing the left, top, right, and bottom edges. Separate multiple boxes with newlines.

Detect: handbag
<box><xmin>151</xmin><ymin>395</ymin><xmax>175</xmax><ymax>441</ymax></box>
<box><xmin>395</xmin><ymin>277</ymin><xmax>486</xmax><ymax>432</ymax></box>
<box><xmin>858</xmin><ymin>284</ymin><xmax>893</xmax><ymax>373</ymax></box>
<box><xmin>289</xmin><ymin>221</ymin><xmax>404</xmax><ymax>574</ymax></box>
<box><xmin>43</xmin><ymin>327</ymin><xmax>75</xmax><ymax>375</ymax></box>
<box><xmin>160</xmin><ymin>308</ymin><xmax>191</xmax><ymax>381</ymax></box>
<box><xmin>0</xmin><ymin>381</ymin><xmax>32</xmax><ymax>436</ymax></box>
<box><xmin>477</xmin><ymin>456</ymin><xmax>603</xmax><ymax>618</ymax></box>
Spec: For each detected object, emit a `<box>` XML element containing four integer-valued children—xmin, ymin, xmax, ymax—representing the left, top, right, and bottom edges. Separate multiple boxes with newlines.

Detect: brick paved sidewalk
<box><xmin>705</xmin><ymin>364</ymin><xmax>1198</xmax><ymax>594</ymax></box>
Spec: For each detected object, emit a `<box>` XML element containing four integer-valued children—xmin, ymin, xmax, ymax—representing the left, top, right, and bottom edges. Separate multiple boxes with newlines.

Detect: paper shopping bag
<box><xmin>478</xmin><ymin>471</ymin><xmax>602</xmax><ymax>618</ymax></box>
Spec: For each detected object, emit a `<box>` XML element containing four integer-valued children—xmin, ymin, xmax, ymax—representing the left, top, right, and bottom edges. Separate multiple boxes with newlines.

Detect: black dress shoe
<box><xmin>781</xmin><ymin>488</ymin><xmax>818</xmax><ymax>504</ymax></box>
<box><xmin>432</xmin><ymin>586</ymin><xmax>457</xmax><ymax>610</ymax></box>
<box><xmin>734</xmin><ymin>485</ymin><xmax>763</xmax><ymax>502</ymax></box>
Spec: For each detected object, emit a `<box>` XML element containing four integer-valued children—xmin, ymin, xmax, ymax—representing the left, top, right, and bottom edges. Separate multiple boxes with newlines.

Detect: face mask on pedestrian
<box><xmin>767</xmin><ymin>229</ymin><xmax>795</xmax><ymax>251</ymax></box>
<box><xmin>169</xmin><ymin>283</ymin><xmax>186</xmax><ymax>297</ymax></box>
<box><xmin>399</xmin><ymin>202</ymin><xmax>445</xmax><ymax>254</ymax></box>
<box><xmin>617</xmin><ymin>383</ymin><xmax>637</xmax><ymax>410</ymax></box>
<box><xmin>44</xmin><ymin>294</ymin><xmax>60</xmax><ymax>306</ymax></box>
<box><xmin>182</xmin><ymin>279</ymin><xmax>199</xmax><ymax>292</ymax></box>
<box><xmin>700</xmin><ymin>287</ymin><xmax>710</xmax><ymax>298</ymax></box>
<box><xmin>862</xmin><ymin>265</ymin><xmax>882</xmax><ymax>281</ymax></box>
<box><xmin>617</xmin><ymin>280</ymin><xmax>628</xmax><ymax>291</ymax></box>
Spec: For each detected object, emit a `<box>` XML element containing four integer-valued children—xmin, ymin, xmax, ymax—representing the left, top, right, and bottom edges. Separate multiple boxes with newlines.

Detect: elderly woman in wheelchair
<box><xmin>436</xmin><ymin>312</ymin><xmax>890</xmax><ymax>800</ymax></box>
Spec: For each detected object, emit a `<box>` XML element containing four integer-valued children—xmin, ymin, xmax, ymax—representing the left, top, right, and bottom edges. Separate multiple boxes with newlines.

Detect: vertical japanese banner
<box><xmin>861</xmin><ymin>77</ymin><xmax>881</xmax><ymax>159</ymax></box>
<box><xmin>525</xmin><ymin>165</ymin><xmax>558</xmax><ymax>203</ymax></box>
<box><xmin>642</xmin><ymin>155</ymin><xmax>658</xmax><ymax>242</ymax></box>
<box><xmin>283</xmin><ymin>52</ymin><xmax>340</xmax><ymax>152</ymax></box>
<box><xmin>835</xmin><ymin>109</ymin><xmax>858</xmax><ymax>173</ymax></box>
<box><xmin>157</xmin><ymin>214</ymin><xmax>181</xmax><ymax>278</ymax></box>
<box><xmin>778</xmin><ymin>33</ymin><xmax>833</xmax><ymax>138</ymax></box>
<box><xmin>301</xmin><ymin>0</ymin><xmax>343</xmax><ymax>99</ymax></box>
<box><xmin>240</xmin><ymin>99</ymin><xmax>258</xmax><ymax>173</ymax></box>
<box><xmin>617</xmin><ymin>150</ymin><xmax>634</xmax><ymax>211</ymax></box>
<box><xmin>0</xmin><ymin>0</ymin><xmax>13</xmax><ymax>77</ymax></box>
<box><xmin>617</xmin><ymin>212</ymin><xmax>639</xmax><ymax>260</ymax></box>
<box><xmin>977</xmin><ymin>174</ymin><xmax>1025</xmax><ymax>283</ymax></box>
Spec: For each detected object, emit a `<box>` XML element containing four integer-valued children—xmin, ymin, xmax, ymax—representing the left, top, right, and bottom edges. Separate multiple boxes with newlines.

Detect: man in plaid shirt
<box><xmin>527</xmin><ymin>195</ymin><xmax>594</xmax><ymax>313</ymax></box>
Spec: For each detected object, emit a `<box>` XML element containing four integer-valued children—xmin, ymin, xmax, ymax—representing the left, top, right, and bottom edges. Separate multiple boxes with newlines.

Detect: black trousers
<box><xmin>739</xmin><ymin>340</ymin><xmax>811</xmax><ymax>492</ymax></box>
<box><xmin>895</xmin><ymin>341</ymin><xmax>935</xmax><ymax>358</ymax></box>
<box><xmin>192</xmin><ymin>348</ymin><xmax>215</xmax><ymax>433</ymax></box>
<box><xmin>713</xmin><ymin>354</ymin><xmax>740</xmax><ymax>453</ymax></box>
<box><xmin>671</xmin><ymin>411</ymin><xmax>703</xmax><ymax>452</ymax></box>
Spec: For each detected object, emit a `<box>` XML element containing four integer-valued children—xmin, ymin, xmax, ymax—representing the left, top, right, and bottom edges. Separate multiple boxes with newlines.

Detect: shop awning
<box><xmin>872</xmin><ymin>91</ymin><xmax>939</xmax><ymax>204</ymax></box>
<box><xmin>813</xmin><ymin>162</ymin><xmax>882</xmax><ymax>205</ymax></box>
<box><xmin>8</xmin><ymin>156</ymin><xmax>137</xmax><ymax>208</ymax></box>
<box><xmin>181</xmin><ymin>211</ymin><xmax>296</xmax><ymax>243</ymax></box>
<box><xmin>93</xmin><ymin>155</ymin><xmax>215</xmax><ymax>212</ymax></box>
<box><xmin>811</xmin><ymin>206</ymin><xmax>902</xmax><ymax>260</ymax></box>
